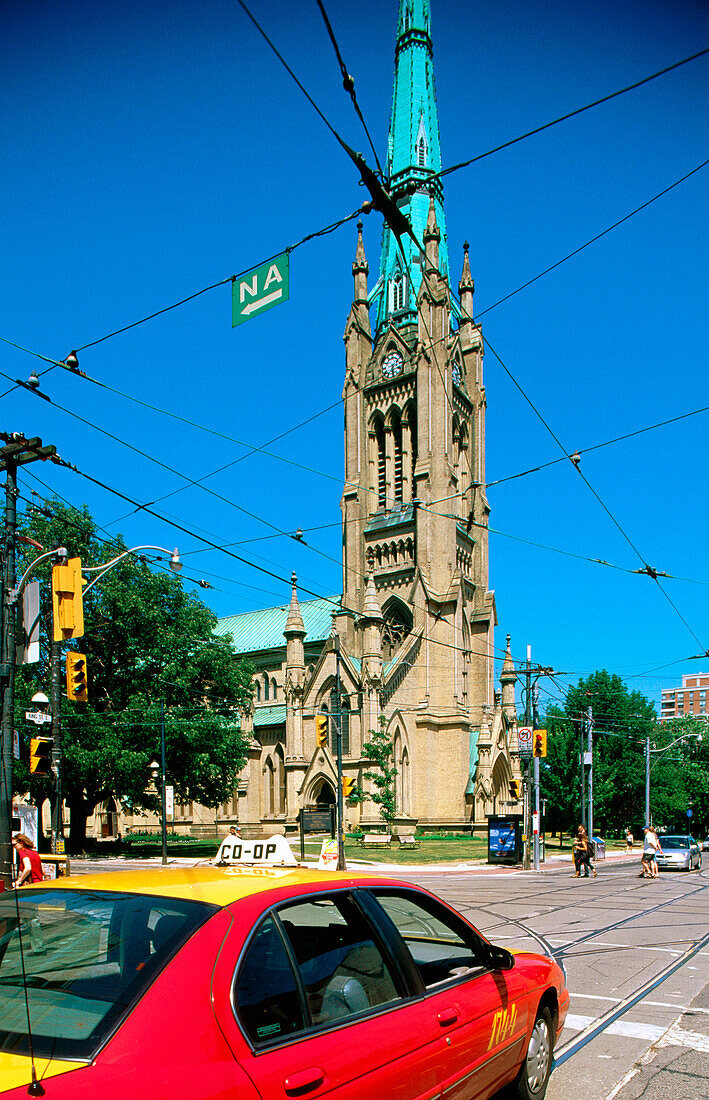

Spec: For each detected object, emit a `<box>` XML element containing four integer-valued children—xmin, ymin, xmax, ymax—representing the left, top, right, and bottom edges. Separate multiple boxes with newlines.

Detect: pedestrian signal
<box><xmin>52</xmin><ymin>557</ymin><xmax>84</xmax><ymax>641</ymax></box>
<box><xmin>342</xmin><ymin>776</ymin><xmax>356</xmax><ymax>798</ymax></box>
<box><xmin>30</xmin><ymin>736</ymin><xmax>53</xmax><ymax>776</ymax></box>
<box><xmin>509</xmin><ymin>778</ymin><xmax>520</xmax><ymax>800</ymax></box>
<box><xmin>533</xmin><ymin>729</ymin><xmax>547</xmax><ymax>758</ymax></box>
<box><xmin>315</xmin><ymin>715</ymin><xmax>328</xmax><ymax>748</ymax></box>
<box><xmin>67</xmin><ymin>651</ymin><xmax>88</xmax><ymax>702</ymax></box>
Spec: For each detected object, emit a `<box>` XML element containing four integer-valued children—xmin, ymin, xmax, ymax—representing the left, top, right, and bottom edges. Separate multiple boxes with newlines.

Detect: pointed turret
<box><xmin>458</xmin><ymin>241</ymin><xmax>474</xmax><ymax>322</ymax></box>
<box><xmin>424</xmin><ymin>194</ymin><xmax>440</xmax><ymax>271</ymax></box>
<box><xmin>375</xmin><ymin>0</ymin><xmax>449</xmax><ymax>333</ymax></box>
<box><xmin>352</xmin><ymin>219</ymin><xmax>369</xmax><ymax>306</ymax></box>
<box><xmin>284</xmin><ymin>573</ymin><xmax>305</xmax><ymax>640</ymax></box>
<box><xmin>500</xmin><ymin>635</ymin><xmax>517</xmax><ymax>723</ymax></box>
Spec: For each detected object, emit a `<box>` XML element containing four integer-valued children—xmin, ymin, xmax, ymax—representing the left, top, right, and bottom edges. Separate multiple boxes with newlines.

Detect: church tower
<box><xmin>340</xmin><ymin>0</ymin><xmax>505</xmax><ymax>827</ymax></box>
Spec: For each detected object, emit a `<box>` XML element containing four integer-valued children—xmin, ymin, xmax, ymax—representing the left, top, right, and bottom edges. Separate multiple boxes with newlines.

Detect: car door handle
<box><xmin>438</xmin><ymin>1007</ymin><xmax>458</xmax><ymax>1026</ymax></box>
<box><xmin>284</xmin><ymin>1067</ymin><xmax>326</xmax><ymax>1095</ymax></box>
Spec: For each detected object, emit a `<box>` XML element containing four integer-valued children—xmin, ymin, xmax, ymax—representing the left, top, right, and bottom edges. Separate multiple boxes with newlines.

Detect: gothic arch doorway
<box><xmin>491</xmin><ymin>755</ymin><xmax>512</xmax><ymax>816</ymax></box>
<box><xmin>309</xmin><ymin>778</ymin><xmax>335</xmax><ymax>809</ymax></box>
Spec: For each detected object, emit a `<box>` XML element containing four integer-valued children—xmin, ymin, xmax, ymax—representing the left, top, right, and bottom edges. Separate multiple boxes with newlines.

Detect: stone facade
<box><xmin>93</xmin><ymin>0</ymin><xmax>522</xmax><ymax>842</ymax></box>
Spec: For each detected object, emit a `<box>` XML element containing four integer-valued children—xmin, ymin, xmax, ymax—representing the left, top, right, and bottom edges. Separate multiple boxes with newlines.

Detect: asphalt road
<box><xmin>68</xmin><ymin>848</ymin><xmax>709</xmax><ymax>1099</ymax></box>
<box><xmin>397</xmin><ymin>855</ymin><xmax>709</xmax><ymax>1100</ymax></box>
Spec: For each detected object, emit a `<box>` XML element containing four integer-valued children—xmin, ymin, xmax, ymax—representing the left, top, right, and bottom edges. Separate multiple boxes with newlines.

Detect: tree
<box><xmin>541</xmin><ymin>670</ymin><xmax>655</xmax><ymax>837</ymax></box>
<box><xmin>646</xmin><ymin>715</ymin><xmax>708</xmax><ymax>835</ymax></box>
<box><xmin>14</xmin><ymin>500</ymin><xmax>254</xmax><ymax>852</ymax></box>
<box><xmin>360</xmin><ymin>718</ymin><xmax>398</xmax><ymax>827</ymax></box>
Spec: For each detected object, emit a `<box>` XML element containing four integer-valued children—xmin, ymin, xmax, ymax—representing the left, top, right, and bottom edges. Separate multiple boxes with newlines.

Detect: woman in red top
<box><xmin>12</xmin><ymin>833</ymin><xmax>44</xmax><ymax>886</ymax></box>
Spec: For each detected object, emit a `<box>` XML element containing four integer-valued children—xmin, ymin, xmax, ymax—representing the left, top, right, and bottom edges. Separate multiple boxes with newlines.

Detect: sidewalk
<box><xmin>346</xmin><ymin>849</ymin><xmax>643</xmax><ymax>876</ymax></box>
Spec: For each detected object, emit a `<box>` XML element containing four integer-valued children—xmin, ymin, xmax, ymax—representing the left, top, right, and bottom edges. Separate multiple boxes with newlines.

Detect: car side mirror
<box><xmin>486</xmin><ymin>944</ymin><xmax>515</xmax><ymax>971</ymax></box>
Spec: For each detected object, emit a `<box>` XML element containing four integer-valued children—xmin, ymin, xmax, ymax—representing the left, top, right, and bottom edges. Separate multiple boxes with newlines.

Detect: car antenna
<box><xmin>10</xmin><ymin>860</ymin><xmax>45</xmax><ymax>1095</ymax></box>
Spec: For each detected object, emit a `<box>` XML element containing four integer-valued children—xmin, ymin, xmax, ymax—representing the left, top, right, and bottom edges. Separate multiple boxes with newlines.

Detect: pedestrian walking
<box><xmin>641</xmin><ymin>825</ymin><xmax>662</xmax><ymax>878</ymax></box>
<box><xmin>625</xmin><ymin>828</ymin><xmax>634</xmax><ymax>852</ymax></box>
<box><xmin>572</xmin><ymin>825</ymin><xmax>596</xmax><ymax>878</ymax></box>
<box><xmin>11</xmin><ymin>834</ymin><xmax>44</xmax><ymax>887</ymax></box>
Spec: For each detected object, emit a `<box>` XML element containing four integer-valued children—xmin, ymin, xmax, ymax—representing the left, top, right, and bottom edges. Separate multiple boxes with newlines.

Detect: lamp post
<box><xmin>150</xmin><ymin>701</ymin><xmax>168</xmax><ymax>866</ymax></box>
<box><xmin>645</xmin><ymin>731</ymin><xmax>703</xmax><ymax>825</ymax></box>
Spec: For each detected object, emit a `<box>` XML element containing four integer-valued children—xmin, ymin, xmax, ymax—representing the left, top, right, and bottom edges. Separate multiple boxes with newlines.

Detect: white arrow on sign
<box><xmin>241</xmin><ymin>288</ymin><xmax>284</xmax><ymax>316</ymax></box>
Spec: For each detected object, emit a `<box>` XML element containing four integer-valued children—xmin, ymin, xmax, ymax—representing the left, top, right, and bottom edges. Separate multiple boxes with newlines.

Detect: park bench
<box><xmin>358</xmin><ymin>834</ymin><xmax>392</xmax><ymax>849</ymax></box>
<box><xmin>397</xmin><ymin>835</ymin><xmax>419</xmax><ymax>850</ymax></box>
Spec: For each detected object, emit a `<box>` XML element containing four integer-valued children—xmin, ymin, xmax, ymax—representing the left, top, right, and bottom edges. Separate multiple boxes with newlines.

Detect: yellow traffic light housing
<box><xmin>533</xmin><ymin>729</ymin><xmax>547</xmax><ymax>758</ymax></box>
<box><xmin>30</xmin><ymin>736</ymin><xmax>53</xmax><ymax>776</ymax></box>
<box><xmin>67</xmin><ymin>651</ymin><xmax>88</xmax><ymax>702</ymax></box>
<box><xmin>315</xmin><ymin>715</ymin><xmax>328</xmax><ymax>748</ymax></box>
<box><xmin>52</xmin><ymin>557</ymin><xmax>84</xmax><ymax>641</ymax></box>
<box><xmin>342</xmin><ymin>776</ymin><xmax>356</xmax><ymax>798</ymax></box>
<box><xmin>509</xmin><ymin>778</ymin><xmax>519</xmax><ymax>800</ymax></box>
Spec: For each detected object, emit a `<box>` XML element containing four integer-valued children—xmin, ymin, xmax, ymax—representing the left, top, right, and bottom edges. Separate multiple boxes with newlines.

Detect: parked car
<box><xmin>701</xmin><ymin>836</ymin><xmax>709</xmax><ymax>852</ymax></box>
<box><xmin>0</xmin><ymin>846</ymin><xmax>568</xmax><ymax>1099</ymax></box>
<box><xmin>656</xmin><ymin>834</ymin><xmax>701</xmax><ymax>871</ymax></box>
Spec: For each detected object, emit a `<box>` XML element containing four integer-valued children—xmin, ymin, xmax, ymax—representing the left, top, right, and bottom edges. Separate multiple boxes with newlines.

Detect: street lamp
<box><xmin>82</xmin><ymin>545</ymin><xmax>181</xmax><ymax>596</ymax></box>
<box><xmin>645</xmin><ymin>731</ymin><xmax>703</xmax><ymax>825</ymax></box>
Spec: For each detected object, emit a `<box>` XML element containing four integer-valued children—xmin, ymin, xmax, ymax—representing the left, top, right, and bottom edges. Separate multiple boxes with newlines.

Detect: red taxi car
<box><xmin>0</xmin><ymin>841</ymin><xmax>567</xmax><ymax>1099</ymax></box>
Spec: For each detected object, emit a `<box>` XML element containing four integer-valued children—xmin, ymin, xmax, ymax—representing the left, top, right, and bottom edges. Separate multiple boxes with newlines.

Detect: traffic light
<box><xmin>30</xmin><ymin>736</ymin><xmax>53</xmax><ymax>776</ymax></box>
<box><xmin>315</xmin><ymin>715</ymin><xmax>328</xmax><ymax>748</ymax></box>
<box><xmin>67</xmin><ymin>651</ymin><xmax>88</xmax><ymax>702</ymax></box>
<box><xmin>52</xmin><ymin>557</ymin><xmax>84</xmax><ymax>641</ymax></box>
<box><xmin>509</xmin><ymin>778</ymin><xmax>519</xmax><ymax>800</ymax></box>
<box><xmin>533</xmin><ymin>729</ymin><xmax>547</xmax><ymax>758</ymax></box>
<box><xmin>342</xmin><ymin>776</ymin><xmax>356</xmax><ymax>798</ymax></box>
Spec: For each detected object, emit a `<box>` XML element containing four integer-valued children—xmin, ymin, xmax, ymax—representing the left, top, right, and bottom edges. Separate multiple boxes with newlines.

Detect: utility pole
<box><xmin>49</xmin><ymin>637</ymin><xmax>64</xmax><ymax>853</ymax></box>
<box><xmin>587</xmin><ymin>706</ymin><xmax>594</xmax><ymax>842</ymax></box>
<box><xmin>332</xmin><ymin>633</ymin><xmax>346</xmax><ymax>870</ymax></box>
<box><xmin>0</xmin><ymin>435</ymin><xmax>58</xmax><ymax>889</ymax></box>
<box><xmin>523</xmin><ymin>646</ymin><xmax>531</xmax><ymax>871</ymax></box>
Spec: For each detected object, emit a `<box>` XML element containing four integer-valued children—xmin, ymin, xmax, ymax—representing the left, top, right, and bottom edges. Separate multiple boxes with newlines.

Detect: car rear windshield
<box><xmin>0</xmin><ymin>888</ymin><xmax>218</xmax><ymax>1061</ymax></box>
<box><xmin>661</xmin><ymin>837</ymin><xmax>689</xmax><ymax>849</ymax></box>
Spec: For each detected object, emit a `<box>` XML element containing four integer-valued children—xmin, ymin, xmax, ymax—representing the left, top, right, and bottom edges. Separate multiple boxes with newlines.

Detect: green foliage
<box><xmin>540</xmin><ymin>670</ymin><xmax>709</xmax><ymax>837</ymax></box>
<box><xmin>14</xmin><ymin>500</ymin><xmax>254</xmax><ymax>851</ymax></box>
<box><xmin>360</xmin><ymin>718</ymin><xmax>397</xmax><ymax>826</ymax></box>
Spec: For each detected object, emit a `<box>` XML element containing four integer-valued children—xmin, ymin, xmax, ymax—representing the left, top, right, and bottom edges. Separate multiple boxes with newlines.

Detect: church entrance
<box><xmin>310</xmin><ymin>778</ymin><xmax>335</xmax><ymax>809</ymax></box>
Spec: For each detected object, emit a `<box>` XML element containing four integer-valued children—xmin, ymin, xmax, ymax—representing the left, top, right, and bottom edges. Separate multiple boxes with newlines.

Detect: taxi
<box><xmin>0</xmin><ymin>836</ymin><xmax>568</xmax><ymax>1099</ymax></box>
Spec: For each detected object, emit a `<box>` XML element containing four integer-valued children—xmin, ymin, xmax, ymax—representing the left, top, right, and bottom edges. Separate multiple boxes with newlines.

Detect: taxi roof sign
<box><xmin>215</xmin><ymin>834</ymin><xmax>297</xmax><ymax>867</ymax></box>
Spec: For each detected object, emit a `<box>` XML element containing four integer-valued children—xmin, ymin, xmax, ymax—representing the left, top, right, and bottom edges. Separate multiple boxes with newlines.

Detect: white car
<box><xmin>701</xmin><ymin>837</ymin><xmax>709</xmax><ymax>852</ymax></box>
<box><xmin>656</xmin><ymin>834</ymin><xmax>701</xmax><ymax>871</ymax></box>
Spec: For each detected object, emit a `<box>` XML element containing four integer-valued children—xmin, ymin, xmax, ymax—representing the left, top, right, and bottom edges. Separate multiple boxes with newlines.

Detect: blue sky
<box><xmin>2</xmin><ymin>0</ymin><xmax>707</xmax><ymax>711</ymax></box>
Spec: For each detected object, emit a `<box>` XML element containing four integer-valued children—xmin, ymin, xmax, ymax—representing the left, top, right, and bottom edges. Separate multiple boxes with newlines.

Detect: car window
<box><xmin>373</xmin><ymin>891</ymin><xmax>488</xmax><ymax>989</ymax></box>
<box><xmin>0</xmin><ymin>889</ymin><xmax>217</xmax><ymax>1061</ymax></box>
<box><xmin>279</xmin><ymin>895</ymin><xmax>401</xmax><ymax>1026</ymax></box>
<box><xmin>662</xmin><ymin>837</ymin><xmax>688</xmax><ymax>849</ymax></box>
<box><xmin>234</xmin><ymin>914</ymin><xmax>305</xmax><ymax>1045</ymax></box>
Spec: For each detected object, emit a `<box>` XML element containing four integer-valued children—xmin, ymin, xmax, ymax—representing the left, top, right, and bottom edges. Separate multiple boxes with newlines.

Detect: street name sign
<box><xmin>25</xmin><ymin>710</ymin><xmax>52</xmax><ymax>725</ymax></box>
<box><xmin>232</xmin><ymin>253</ymin><xmax>289</xmax><ymax>327</ymax></box>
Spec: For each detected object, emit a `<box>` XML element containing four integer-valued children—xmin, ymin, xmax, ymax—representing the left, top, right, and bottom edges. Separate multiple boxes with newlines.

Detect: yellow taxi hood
<box><xmin>20</xmin><ymin>864</ymin><xmax>390</xmax><ymax>908</ymax></box>
<box><xmin>0</xmin><ymin>1052</ymin><xmax>83</xmax><ymax>1092</ymax></box>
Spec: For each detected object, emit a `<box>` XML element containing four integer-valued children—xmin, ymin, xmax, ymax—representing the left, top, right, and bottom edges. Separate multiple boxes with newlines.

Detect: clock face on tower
<box><xmin>382</xmin><ymin>351</ymin><xmax>403</xmax><ymax>379</ymax></box>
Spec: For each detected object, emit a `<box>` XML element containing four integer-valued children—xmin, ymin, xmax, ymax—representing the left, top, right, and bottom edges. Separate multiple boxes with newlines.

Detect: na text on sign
<box><xmin>232</xmin><ymin>253</ymin><xmax>289</xmax><ymax>327</ymax></box>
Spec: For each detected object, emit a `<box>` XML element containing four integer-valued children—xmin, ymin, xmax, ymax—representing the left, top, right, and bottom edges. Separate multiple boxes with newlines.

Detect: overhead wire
<box><xmin>435</xmin><ymin>48</ymin><xmax>709</xmax><ymax>182</ymax></box>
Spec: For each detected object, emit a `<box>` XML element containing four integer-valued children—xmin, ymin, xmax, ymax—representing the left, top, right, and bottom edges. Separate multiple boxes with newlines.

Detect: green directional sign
<box><xmin>232</xmin><ymin>252</ymin><xmax>290</xmax><ymax>327</ymax></box>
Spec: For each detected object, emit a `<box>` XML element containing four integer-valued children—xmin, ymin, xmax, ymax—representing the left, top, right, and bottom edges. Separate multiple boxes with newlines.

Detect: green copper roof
<box><xmin>375</xmin><ymin>0</ymin><xmax>449</xmax><ymax>334</ymax></box>
<box><xmin>253</xmin><ymin>704</ymin><xmax>287</xmax><ymax>729</ymax></box>
<box><xmin>215</xmin><ymin>596</ymin><xmax>339</xmax><ymax>656</ymax></box>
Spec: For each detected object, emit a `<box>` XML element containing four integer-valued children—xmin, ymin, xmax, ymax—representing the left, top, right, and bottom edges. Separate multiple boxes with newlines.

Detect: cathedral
<box><xmin>206</xmin><ymin>0</ymin><xmax>522</xmax><ymax>837</ymax></box>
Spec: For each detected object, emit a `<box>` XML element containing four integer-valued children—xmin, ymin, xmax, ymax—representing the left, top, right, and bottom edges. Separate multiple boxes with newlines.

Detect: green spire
<box><xmin>374</xmin><ymin>0</ymin><xmax>449</xmax><ymax>334</ymax></box>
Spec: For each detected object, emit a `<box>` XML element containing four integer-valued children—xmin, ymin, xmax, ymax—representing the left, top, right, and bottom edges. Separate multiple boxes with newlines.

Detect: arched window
<box><xmin>263</xmin><ymin>673</ymin><xmax>269</xmax><ymax>702</ymax></box>
<box><xmin>381</xmin><ymin>601</ymin><xmax>412</xmax><ymax>663</ymax></box>
<box><xmin>405</xmin><ymin>401</ymin><xmax>418</xmax><ymax>490</ymax></box>
<box><xmin>255</xmin><ymin>679</ymin><xmax>261</xmax><ymax>702</ymax></box>
<box><xmin>374</xmin><ymin>417</ymin><xmax>386</xmax><ymax>508</ymax></box>
<box><xmin>417</xmin><ymin>135</ymin><xmax>426</xmax><ymax>167</ymax></box>
<box><xmin>271</xmin><ymin>677</ymin><xmax>277</xmax><ymax>700</ymax></box>
<box><xmin>392</xmin><ymin>271</ymin><xmax>406</xmax><ymax>313</ymax></box>
<box><xmin>275</xmin><ymin>744</ymin><xmax>286</xmax><ymax>814</ymax></box>
<box><xmin>265</xmin><ymin>756</ymin><xmax>275</xmax><ymax>816</ymax></box>
<box><xmin>391</xmin><ymin>409</ymin><xmax>403</xmax><ymax>504</ymax></box>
